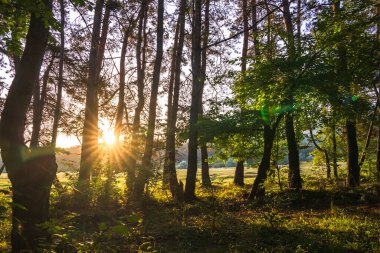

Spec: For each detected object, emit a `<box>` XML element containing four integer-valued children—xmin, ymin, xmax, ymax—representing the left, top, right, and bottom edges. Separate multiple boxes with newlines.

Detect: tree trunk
<box><xmin>126</xmin><ymin>2</ymin><xmax>148</xmax><ymax>195</ymax></box>
<box><xmin>377</xmin><ymin>127</ymin><xmax>380</xmax><ymax>183</ymax></box>
<box><xmin>133</xmin><ymin>0</ymin><xmax>165</xmax><ymax>200</ymax></box>
<box><xmin>51</xmin><ymin>0</ymin><xmax>65</xmax><ymax>149</ymax></box>
<box><xmin>248</xmin><ymin>120</ymin><xmax>280</xmax><ymax>200</ymax></box>
<box><xmin>163</xmin><ymin>4</ymin><xmax>182</xmax><ymax>185</ymax></box>
<box><xmin>309</xmin><ymin>127</ymin><xmax>331</xmax><ymax>179</ymax></box>
<box><xmin>332</xmin><ymin>122</ymin><xmax>339</xmax><ymax>178</ymax></box>
<box><xmin>234</xmin><ymin>160</ymin><xmax>244</xmax><ymax>186</ymax></box>
<box><xmin>199</xmin><ymin>0</ymin><xmax>212</xmax><ymax>187</ymax></box>
<box><xmin>78</xmin><ymin>0</ymin><xmax>105</xmax><ymax>185</ymax></box>
<box><xmin>359</xmin><ymin>100</ymin><xmax>378</xmax><ymax>166</ymax></box>
<box><xmin>164</xmin><ymin>0</ymin><xmax>186</xmax><ymax>201</ymax></box>
<box><xmin>184</xmin><ymin>0</ymin><xmax>202</xmax><ymax>201</ymax></box>
<box><xmin>346</xmin><ymin>120</ymin><xmax>360</xmax><ymax>187</ymax></box>
<box><xmin>201</xmin><ymin>145</ymin><xmax>212</xmax><ymax>186</ymax></box>
<box><xmin>0</xmin><ymin>2</ymin><xmax>57</xmax><ymax>251</ymax></box>
<box><xmin>251</xmin><ymin>0</ymin><xmax>260</xmax><ymax>56</ymax></box>
<box><xmin>285</xmin><ymin>113</ymin><xmax>302</xmax><ymax>189</ymax></box>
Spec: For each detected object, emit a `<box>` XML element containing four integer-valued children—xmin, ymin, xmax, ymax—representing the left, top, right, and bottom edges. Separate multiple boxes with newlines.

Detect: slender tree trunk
<box><xmin>234</xmin><ymin>160</ymin><xmax>244</xmax><ymax>186</ymax></box>
<box><xmin>199</xmin><ymin>0</ymin><xmax>212</xmax><ymax>187</ymax></box>
<box><xmin>163</xmin><ymin>7</ymin><xmax>181</xmax><ymax>185</ymax></box>
<box><xmin>79</xmin><ymin>0</ymin><xmax>105</xmax><ymax>185</ymax></box>
<box><xmin>51</xmin><ymin>0</ymin><xmax>65</xmax><ymax>149</ymax></box>
<box><xmin>251</xmin><ymin>0</ymin><xmax>260</xmax><ymax>56</ymax></box>
<box><xmin>31</xmin><ymin>57</ymin><xmax>54</xmax><ymax>147</ymax></box>
<box><xmin>377</xmin><ymin>128</ymin><xmax>380</xmax><ymax>183</ymax></box>
<box><xmin>309</xmin><ymin>127</ymin><xmax>331</xmax><ymax>179</ymax></box>
<box><xmin>332</xmin><ymin>122</ymin><xmax>339</xmax><ymax>178</ymax></box>
<box><xmin>133</xmin><ymin>0</ymin><xmax>165</xmax><ymax>200</ymax></box>
<box><xmin>233</xmin><ymin>0</ymin><xmax>249</xmax><ymax>186</ymax></box>
<box><xmin>114</xmin><ymin>29</ymin><xmax>129</xmax><ymax>144</ymax></box>
<box><xmin>0</xmin><ymin>2</ymin><xmax>57</xmax><ymax>251</ymax></box>
<box><xmin>164</xmin><ymin>0</ymin><xmax>186</xmax><ymax>201</ymax></box>
<box><xmin>248</xmin><ymin>118</ymin><xmax>281</xmax><ymax>200</ymax></box>
<box><xmin>126</xmin><ymin>3</ymin><xmax>148</xmax><ymax>195</ymax></box>
<box><xmin>359</xmin><ymin>101</ymin><xmax>378</xmax><ymax>166</ymax></box>
<box><xmin>184</xmin><ymin>0</ymin><xmax>202</xmax><ymax>201</ymax></box>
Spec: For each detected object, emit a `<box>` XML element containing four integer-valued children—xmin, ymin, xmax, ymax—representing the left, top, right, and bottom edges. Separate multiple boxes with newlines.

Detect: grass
<box><xmin>0</xmin><ymin>163</ymin><xmax>379</xmax><ymax>252</ymax></box>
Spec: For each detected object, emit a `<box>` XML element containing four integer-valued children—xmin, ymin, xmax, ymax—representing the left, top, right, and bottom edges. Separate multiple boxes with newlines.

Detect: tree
<box><xmin>184</xmin><ymin>0</ymin><xmax>202</xmax><ymax>201</ymax></box>
<box><xmin>0</xmin><ymin>1</ymin><xmax>57</xmax><ymax>250</ymax></box>
<box><xmin>78</xmin><ymin>0</ymin><xmax>105</xmax><ymax>185</ymax></box>
<box><xmin>133</xmin><ymin>0</ymin><xmax>165</xmax><ymax>200</ymax></box>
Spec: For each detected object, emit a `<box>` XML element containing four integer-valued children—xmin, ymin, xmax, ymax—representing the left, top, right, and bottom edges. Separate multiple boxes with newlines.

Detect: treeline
<box><xmin>0</xmin><ymin>0</ymin><xmax>379</xmax><ymax>251</ymax></box>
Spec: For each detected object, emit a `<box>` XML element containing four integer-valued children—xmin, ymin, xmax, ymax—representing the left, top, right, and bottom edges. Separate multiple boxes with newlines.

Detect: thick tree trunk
<box><xmin>346</xmin><ymin>120</ymin><xmax>360</xmax><ymax>187</ymax></box>
<box><xmin>51</xmin><ymin>0</ymin><xmax>65</xmax><ymax>149</ymax></box>
<box><xmin>184</xmin><ymin>0</ymin><xmax>202</xmax><ymax>201</ymax></box>
<box><xmin>0</xmin><ymin>2</ymin><xmax>57</xmax><ymax>251</ymax></box>
<box><xmin>133</xmin><ymin>0</ymin><xmax>165</xmax><ymax>200</ymax></box>
<box><xmin>126</xmin><ymin>3</ymin><xmax>148</xmax><ymax>195</ymax></box>
<box><xmin>234</xmin><ymin>160</ymin><xmax>244</xmax><ymax>186</ymax></box>
<box><xmin>248</xmin><ymin>122</ymin><xmax>279</xmax><ymax>200</ymax></box>
<box><xmin>79</xmin><ymin>0</ymin><xmax>105</xmax><ymax>185</ymax></box>
<box><xmin>285</xmin><ymin>113</ymin><xmax>302</xmax><ymax>189</ymax></box>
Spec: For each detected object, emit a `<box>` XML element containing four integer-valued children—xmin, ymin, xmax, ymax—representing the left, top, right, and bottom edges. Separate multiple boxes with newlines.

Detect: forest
<box><xmin>0</xmin><ymin>0</ymin><xmax>379</xmax><ymax>252</ymax></box>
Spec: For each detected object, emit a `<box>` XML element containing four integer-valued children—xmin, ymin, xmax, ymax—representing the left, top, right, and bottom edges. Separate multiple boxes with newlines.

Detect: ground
<box><xmin>0</xmin><ymin>163</ymin><xmax>379</xmax><ymax>252</ymax></box>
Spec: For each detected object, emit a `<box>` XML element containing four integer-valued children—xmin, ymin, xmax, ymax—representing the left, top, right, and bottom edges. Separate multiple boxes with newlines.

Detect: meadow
<box><xmin>1</xmin><ymin>162</ymin><xmax>379</xmax><ymax>252</ymax></box>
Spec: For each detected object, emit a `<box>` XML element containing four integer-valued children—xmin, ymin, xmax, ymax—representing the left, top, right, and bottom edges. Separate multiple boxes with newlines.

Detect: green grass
<box><xmin>0</xmin><ymin>164</ymin><xmax>379</xmax><ymax>252</ymax></box>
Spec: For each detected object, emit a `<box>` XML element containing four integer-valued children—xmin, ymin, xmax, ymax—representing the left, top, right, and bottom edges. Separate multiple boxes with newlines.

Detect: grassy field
<box><xmin>0</xmin><ymin>163</ymin><xmax>379</xmax><ymax>252</ymax></box>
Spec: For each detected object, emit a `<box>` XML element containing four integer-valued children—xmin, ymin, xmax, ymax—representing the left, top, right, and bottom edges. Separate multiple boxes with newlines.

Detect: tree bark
<box><xmin>282</xmin><ymin>0</ymin><xmax>302</xmax><ymax>190</ymax></box>
<box><xmin>51</xmin><ymin>0</ymin><xmax>65</xmax><ymax>149</ymax></box>
<box><xmin>164</xmin><ymin>0</ymin><xmax>186</xmax><ymax>201</ymax></box>
<box><xmin>332</xmin><ymin>122</ymin><xmax>339</xmax><ymax>178</ymax></box>
<box><xmin>79</xmin><ymin>0</ymin><xmax>105</xmax><ymax>185</ymax></box>
<box><xmin>248</xmin><ymin>117</ymin><xmax>281</xmax><ymax>200</ymax></box>
<box><xmin>285</xmin><ymin>113</ymin><xmax>302</xmax><ymax>189</ymax></box>
<box><xmin>30</xmin><ymin>56</ymin><xmax>54</xmax><ymax>147</ymax></box>
<box><xmin>234</xmin><ymin>160</ymin><xmax>244</xmax><ymax>186</ymax></box>
<box><xmin>0</xmin><ymin>2</ymin><xmax>57</xmax><ymax>251</ymax></box>
<box><xmin>184</xmin><ymin>0</ymin><xmax>202</xmax><ymax>201</ymax></box>
<box><xmin>133</xmin><ymin>0</ymin><xmax>165</xmax><ymax>200</ymax></box>
<box><xmin>126</xmin><ymin>2</ymin><xmax>148</xmax><ymax>195</ymax></box>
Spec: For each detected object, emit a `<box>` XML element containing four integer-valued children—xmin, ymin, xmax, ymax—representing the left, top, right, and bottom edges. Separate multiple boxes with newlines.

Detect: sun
<box><xmin>102</xmin><ymin>130</ymin><xmax>116</xmax><ymax>145</ymax></box>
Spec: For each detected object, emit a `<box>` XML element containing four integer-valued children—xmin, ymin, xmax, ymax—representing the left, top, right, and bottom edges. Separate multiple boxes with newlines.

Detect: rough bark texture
<box><xmin>0</xmin><ymin>2</ymin><xmax>57</xmax><ymax>251</ymax></box>
<box><xmin>133</xmin><ymin>0</ymin><xmax>165</xmax><ymax>200</ymax></box>
<box><xmin>346</xmin><ymin>120</ymin><xmax>360</xmax><ymax>186</ymax></box>
<box><xmin>185</xmin><ymin>0</ymin><xmax>202</xmax><ymax>201</ymax></box>
<box><xmin>79</xmin><ymin>0</ymin><xmax>105</xmax><ymax>184</ymax></box>
<box><xmin>234</xmin><ymin>160</ymin><xmax>245</xmax><ymax>186</ymax></box>
<box><xmin>51</xmin><ymin>0</ymin><xmax>65</xmax><ymax>148</ymax></box>
<box><xmin>377</xmin><ymin>128</ymin><xmax>380</xmax><ymax>183</ymax></box>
